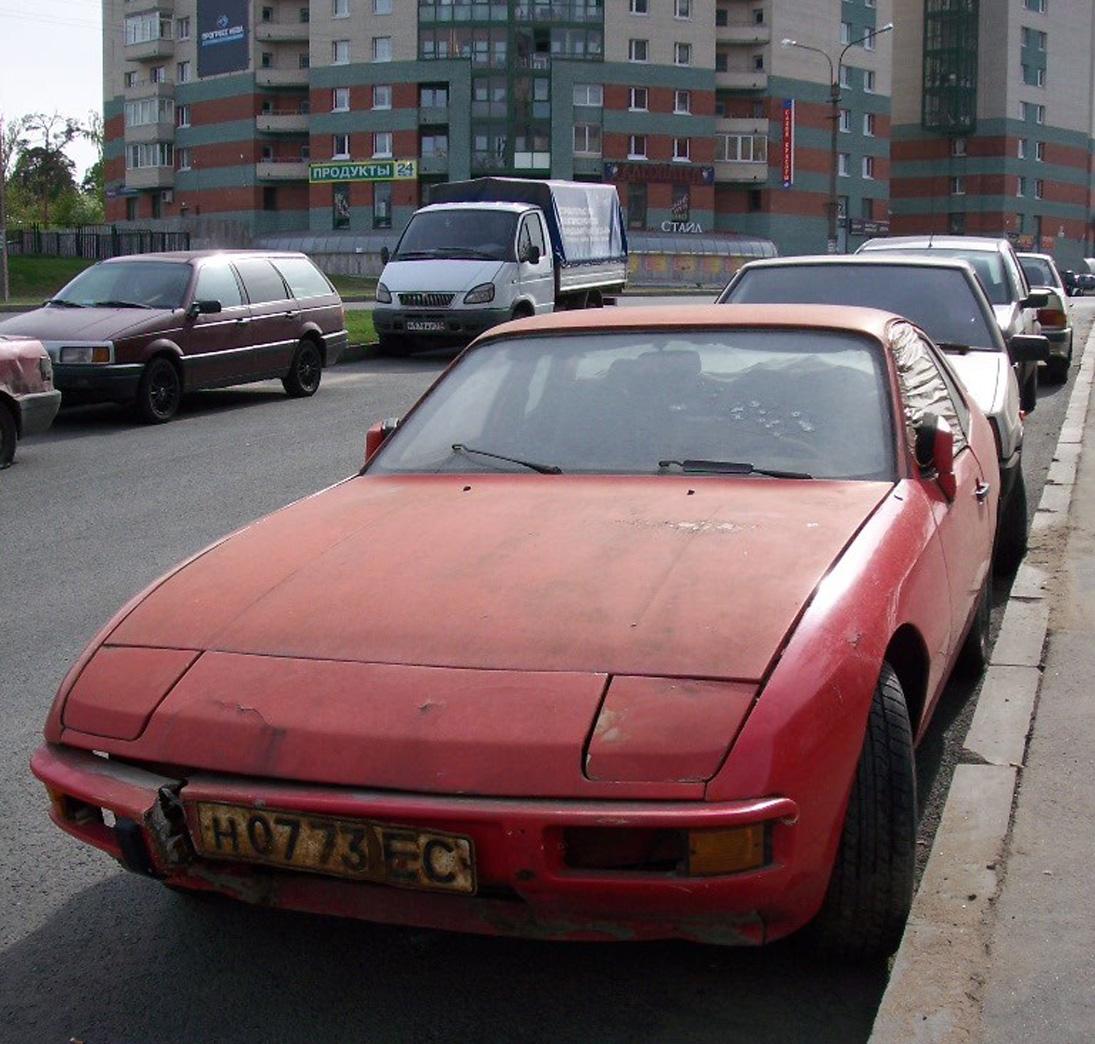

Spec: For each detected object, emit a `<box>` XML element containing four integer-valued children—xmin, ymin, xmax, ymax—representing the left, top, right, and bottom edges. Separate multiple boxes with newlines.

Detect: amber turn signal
<box><xmin>687</xmin><ymin>824</ymin><xmax>767</xmax><ymax>876</ymax></box>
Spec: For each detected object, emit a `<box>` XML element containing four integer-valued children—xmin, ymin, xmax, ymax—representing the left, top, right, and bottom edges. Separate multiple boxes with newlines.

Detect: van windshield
<box><xmin>394</xmin><ymin>210</ymin><xmax>518</xmax><ymax>262</ymax></box>
<box><xmin>50</xmin><ymin>261</ymin><xmax>192</xmax><ymax>310</ymax></box>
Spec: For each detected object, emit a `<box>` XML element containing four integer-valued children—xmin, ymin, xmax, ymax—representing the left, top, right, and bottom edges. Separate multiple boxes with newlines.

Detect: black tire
<box><xmin>283</xmin><ymin>339</ymin><xmax>322</xmax><ymax>398</ymax></box>
<box><xmin>0</xmin><ymin>404</ymin><xmax>16</xmax><ymax>469</ymax></box>
<box><xmin>136</xmin><ymin>356</ymin><xmax>182</xmax><ymax>424</ymax></box>
<box><xmin>995</xmin><ymin>468</ymin><xmax>1029</xmax><ymax>575</ymax></box>
<box><xmin>955</xmin><ymin>580</ymin><xmax>991</xmax><ymax>678</ymax></box>
<box><xmin>1020</xmin><ymin>365</ymin><xmax>1038</xmax><ymax>413</ymax></box>
<box><xmin>812</xmin><ymin>663</ymin><xmax>917</xmax><ymax>961</ymax></box>
<box><xmin>1045</xmin><ymin>356</ymin><xmax>1069</xmax><ymax>384</ymax></box>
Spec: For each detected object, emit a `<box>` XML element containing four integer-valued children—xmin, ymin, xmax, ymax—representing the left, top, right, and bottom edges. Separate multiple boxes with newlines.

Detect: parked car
<box><xmin>32</xmin><ymin>304</ymin><xmax>998</xmax><ymax>960</ymax></box>
<box><xmin>1059</xmin><ymin>268</ymin><xmax>1095</xmax><ymax>296</ymax></box>
<box><xmin>0</xmin><ymin>335</ymin><xmax>62</xmax><ymax>468</ymax></box>
<box><xmin>718</xmin><ymin>254</ymin><xmax>1045</xmax><ymax>572</ymax></box>
<box><xmin>0</xmin><ymin>250</ymin><xmax>347</xmax><ymax>423</ymax></box>
<box><xmin>857</xmin><ymin>235</ymin><xmax>1048</xmax><ymax>412</ymax></box>
<box><xmin>1017</xmin><ymin>252</ymin><xmax>1072</xmax><ymax>383</ymax></box>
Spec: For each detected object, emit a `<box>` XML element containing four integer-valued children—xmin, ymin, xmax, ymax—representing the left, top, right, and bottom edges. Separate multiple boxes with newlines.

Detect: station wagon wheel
<box><xmin>283</xmin><ymin>339</ymin><xmax>322</xmax><ymax>398</ymax></box>
<box><xmin>136</xmin><ymin>356</ymin><xmax>182</xmax><ymax>424</ymax></box>
<box><xmin>0</xmin><ymin>404</ymin><xmax>16</xmax><ymax>468</ymax></box>
<box><xmin>811</xmin><ymin>662</ymin><xmax>916</xmax><ymax>960</ymax></box>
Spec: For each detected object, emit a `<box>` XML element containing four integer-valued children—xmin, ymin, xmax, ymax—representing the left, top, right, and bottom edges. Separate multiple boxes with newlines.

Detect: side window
<box><xmin>518</xmin><ymin>219</ymin><xmax>533</xmax><ymax>259</ymax></box>
<box><xmin>271</xmin><ymin>256</ymin><xmax>335</xmax><ymax>299</ymax></box>
<box><xmin>234</xmin><ymin>258</ymin><xmax>292</xmax><ymax>304</ymax></box>
<box><xmin>890</xmin><ymin>322</ymin><xmax>969</xmax><ymax>458</ymax></box>
<box><xmin>528</xmin><ymin>214</ymin><xmax>546</xmax><ymax>256</ymax></box>
<box><xmin>193</xmin><ymin>263</ymin><xmax>244</xmax><ymax>308</ymax></box>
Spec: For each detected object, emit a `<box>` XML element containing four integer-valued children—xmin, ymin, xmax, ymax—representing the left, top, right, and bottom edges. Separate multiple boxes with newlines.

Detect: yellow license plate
<box><xmin>191</xmin><ymin>802</ymin><xmax>476</xmax><ymax>894</ymax></box>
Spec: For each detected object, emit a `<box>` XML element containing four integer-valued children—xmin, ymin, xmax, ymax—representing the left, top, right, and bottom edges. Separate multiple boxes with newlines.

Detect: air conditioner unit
<box><xmin>162</xmin><ymin>190</ymin><xmax>174</xmax><ymax>203</ymax></box>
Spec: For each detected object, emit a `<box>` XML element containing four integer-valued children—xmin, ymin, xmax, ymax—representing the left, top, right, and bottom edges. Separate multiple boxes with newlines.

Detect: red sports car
<box><xmin>32</xmin><ymin>305</ymin><xmax>997</xmax><ymax>959</ymax></box>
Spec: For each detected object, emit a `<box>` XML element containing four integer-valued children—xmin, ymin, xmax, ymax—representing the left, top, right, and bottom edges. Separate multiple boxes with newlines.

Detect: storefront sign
<box><xmin>661</xmin><ymin>221</ymin><xmax>704</xmax><ymax>234</ymax></box>
<box><xmin>197</xmin><ymin>0</ymin><xmax>248</xmax><ymax>77</ymax></box>
<box><xmin>781</xmin><ymin>99</ymin><xmax>795</xmax><ymax>188</ymax></box>
<box><xmin>309</xmin><ymin>160</ymin><xmax>418</xmax><ymax>183</ymax></box>
<box><xmin>604</xmin><ymin>162</ymin><xmax>715</xmax><ymax>186</ymax></box>
<box><xmin>848</xmin><ymin>218</ymin><xmax>890</xmax><ymax>236</ymax></box>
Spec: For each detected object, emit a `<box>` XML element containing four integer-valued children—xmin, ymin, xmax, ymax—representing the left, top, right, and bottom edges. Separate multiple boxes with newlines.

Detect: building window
<box><xmin>176</xmin><ymin>148</ymin><xmax>191</xmax><ymax>170</ymax></box>
<box><xmin>674</xmin><ymin>0</ymin><xmax>690</xmax><ymax>17</ymax></box>
<box><xmin>673</xmin><ymin>137</ymin><xmax>690</xmax><ymax>161</ymax></box>
<box><xmin>1022</xmin><ymin>64</ymin><xmax>1046</xmax><ymax>87</ymax></box>
<box><xmin>126</xmin><ymin>97</ymin><xmax>176</xmax><ymax>127</ymax></box>
<box><xmin>1036</xmin><ymin>141</ymin><xmax>1046</xmax><ymax>161</ymax></box>
<box><xmin>333</xmin><ymin>183</ymin><xmax>350</xmax><ymax>229</ymax></box>
<box><xmin>421</xmin><ymin>84</ymin><xmax>448</xmax><ymax>107</ymax></box>
<box><xmin>373</xmin><ymin>182</ymin><xmax>392</xmax><ymax>228</ymax></box>
<box><xmin>126</xmin><ymin>197</ymin><xmax>138</xmax><ymax>221</ymax></box>
<box><xmin>1017</xmin><ymin>137</ymin><xmax>1027</xmax><ymax>158</ymax></box>
<box><xmin>333</xmin><ymin>133</ymin><xmax>350</xmax><ymax>158</ymax></box>
<box><xmin>373</xmin><ymin>131</ymin><xmax>393</xmax><ymax>158</ymax></box>
<box><xmin>573</xmin><ymin>123</ymin><xmax>601</xmax><ymax>155</ymax></box>
<box><xmin>840</xmin><ymin>21</ymin><xmax>851</xmax><ymax>44</ymax></box>
<box><xmin>839</xmin><ymin>65</ymin><xmax>852</xmax><ymax>88</ymax></box>
<box><xmin>332</xmin><ymin>87</ymin><xmax>349</xmax><ymax>111</ymax></box>
<box><xmin>951</xmin><ymin>137</ymin><xmax>967</xmax><ymax>157</ymax></box>
<box><xmin>574</xmin><ymin>83</ymin><xmax>603</xmax><ymax>106</ymax></box>
<box><xmin>863</xmin><ymin>112</ymin><xmax>875</xmax><ymax>136</ymax></box>
<box><xmin>674</xmin><ymin>89</ymin><xmax>691</xmax><ymax>114</ymax></box>
<box><xmin>629</xmin><ymin>0</ymin><xmax>648</xmax><ymax>13</ymax></box>
<box><xmin>374</xmin><ymin>0</ymin><xmax>392</xmax><ymax>11</ymax></box>
<box><xmin>261</xmin><ymin>144</ymin><xmax>275</xmax><ymax>161</ymax></box>
<box><xmin>261</xmin><ymin>6</ymin><xmax>274</xmax><ymax>21</ymax></box>
<box><xmin>715</xmin><ymin>133</ymin><xmax>766</xmax><ymax>162</ymax></box>
<box><xmin>628</xmin><ymin>134</ymin><xmax>647</xmax><ymax>159</ymax></box>
<box><xmin>300</xmin><ymin>7</ymin><xmax>310</xmax><ymax>21</ymax></box>
<box><xmin>126</xmin><ymin>142</ymin><xmax>174</xmax><ymax>168</ymax></box>
<box><xmin>261</xmin><ymin>52</ymin><xmax>274</xmax><ymax>68</ymax></box>
<box><xmin>629</xmin><ymin>86</ymin><xmax>648</xmax><ymax>111</ymax></box>
<box><xmin>753</xmin><ymin>6</ymin><xmax>764</xmax><ymax>21</ymax></box>
<box><xmin>1035</xmin><ymin>178</ymin><xmax>1044</xmax><ymax>199</ymax></box>
<box><xmin>628</xmin><ymin>39</ymin><xmax>648</xmax><ymax>62</ymax></box>
<box><xmin>151</xmin><ymin>65</ymin><xmax>166</xmax><ymax>83</ymax></box>
<box><xmin>421</xmin><ymin>130</ymin><xmax>448</xmax><ymax>157</ymax></box>
<box><xmin>176</xmin><ymin>16</ymin><xmax>190</xmax><ymax>39</ymax></box>
<box><xmin>748</xmin><ymin>187</ymin><xmax>762</xmax><ymax>210</ymax></box>
<box><xmin>1020</xmin><ymin>101</ymin><xmax>1046</xmax><ymax>123</ymax></box>
<box><xmin>372</xmin><ymin>36</ymin><xmax>392</xmax><ymax>61</ymax></box>
<box><xmin>951</xmin><ymin>176</ymin><xmax>965</xmax><ymax>195</ymax></box>
<box><xmin>863</xmin><ymin>70</ymin><xmax>876</xmax><ymax>92</ymax></box>
<box><xmin>864</xmin><ymin>28</ymin><xmax>877</xmax><ymax>50</ymax></box>
<box><xmin>176</xmin><ymin>104</ymin><xmax>190</xmax><ymax>127</ymax></box>
<box><xmin>333</xmin><ymin>0</ymin><xmax>349</xmax><ymax>15</ymax></box>
<box><xmin>627</xmin><ymin>183</ymin><xmax>646</xmax><ymax>229</ymax></box>
<box><xmin>753</xmin><ymin>54</ymin><xmax>764</xmax><ymax>70</ymax></box>
<box><xmin>299</xmin><ymin>53</ymin><xmax>310</xmax><ymax>68</ymax></box>
<box><xmin>674</xmin><ymin>42</ymin><xmax>691</xmax><ymax>65</ymax></box>
<box><xmin>838</xmin><ymin>109</ymin><xmax>850</xmax><ymax>133</ymax></box>
<box><xmin>1023</xmin><ymin>0</ymin><xmax>1046</xmax><ymax>10</ymax></box>
<box><xmin>124</xmin><ymin>71</ymin><xmax>136</xmax><ymax>87</ymax></box>
<box><xmin>862</xmin><ymin>156</ymin><xmax>874</xmax><ymax>179</ymax></box>
<box><xmin>125</xmin><ymin>11</ymin><xmax>170</xmax><ymax>44</ymax></box>
<box><xmin>333</xmin><ymin>40</ymin><xmax>350</xmax><ymax>63</ymax></box>
<box><xmin>838</xmin><ymin>152</ymin><xmax>850</xmax><ymax>177</ymax></box>
<box><xmin>373</xmin><ymin>84</ymin><xmax>392</xmax><ymax>109</ymax></box>
<box><xmin>949</xmin><ymin>212</ymin><xmax>965</xmax><ymax>234</ymax></box>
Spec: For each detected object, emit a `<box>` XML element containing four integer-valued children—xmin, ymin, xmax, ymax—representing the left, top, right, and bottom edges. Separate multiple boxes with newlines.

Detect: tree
<box><xmin>12</xmin><ymin>145</ymin><xmax>77</xmax><ymax>226</ymax></box>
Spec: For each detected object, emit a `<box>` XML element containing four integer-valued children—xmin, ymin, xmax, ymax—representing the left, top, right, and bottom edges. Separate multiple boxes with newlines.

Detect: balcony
<box><xmin>419</xmin><ymin>105</ymin><xmax>449</xmax><ymax>123</ymax></box>
<box><xmin>256</xmin><ymin>21</ymin><xmax>310</xmax><ymax>42</ymax></box>
<box><xmin>256</xmin><ymin>67</ymin><xmax>310</xmax><ymax>88</ymax></box>
<box><xmin>123</xmin><ymin>79</ymin><xmax>175</xmax><ymax>101</ymax></box>
<box><xmin>125</xmin><ymin>37</ymin><xmax>175</xmax><ymax>62</ymax></box>
<box><xmin>716</xmin><ymin>70</ymin><xmax>768</xmax><ymax>90</ymax></box>
<box><xmin>419</xmin><ymin>154</ymin><xmax>449</xmax><ymax>175</ymax></box>
<box><xmin>718</xmin><ymin>24</ymin><xmax>770</xmax><ymax>45</ymax></box>
<box><xmin>125</xmin><ymin>166</ymin><xmax>175</xmax><ymax>190</ymax></box>
<box><xmin>126</xmin><ymin>121</ymin><xmax>176</xmax><ymax>144</ymax></box>
<box><xmin>256</xmin><ymin>158</ymin><xmax>309</xmax><ymax>179</ymax></box>
<box><xmin>573</xmin><ymin>155</ymin><xmax>602</xmax><ymax>177</ymax></box>
<box><xmin>256</xmin><ymin>112</ymin><xmax>310</xmax><ymax>133</ymax></box>
<box><xmin>714</xmin><ymin>161</ymin><xmax>768</xmax><ymax>184</ymax></box>
<box><xmin>716</xmin><ymin>117</ymin><xmax>767</xmax><ymax>134</ymax></box>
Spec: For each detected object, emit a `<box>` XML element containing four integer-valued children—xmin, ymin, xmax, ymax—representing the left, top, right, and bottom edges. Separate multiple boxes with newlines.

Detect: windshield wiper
<box><xmin>452</xmin><ymin>443</ymin><xmax>562</xmax><ymax>474</ymax></box>
<box><xmin>658</xmin><ymin>458</ymin><xmax>813</xmax><ymax>479</ymax></box>
<box><xmin>44</xmin><ymin>298</ymin><xmax>85</xmax><ymax>308</ymax></box>
<box><xmin>89</xmin><ymin>300</ymin><xmax>154</xmax><ymax>309</ymax></box>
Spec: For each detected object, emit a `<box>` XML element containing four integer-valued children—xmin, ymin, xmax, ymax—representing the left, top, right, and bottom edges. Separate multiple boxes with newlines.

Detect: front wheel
<box><xmin>811</xmin><ymin>663</ymin><xmax>917</xmax><ymax>960</ymax></box>
<box><xmin>283</xmin><ymin>339</ymin><xmax>322</xmax><ymax>398</ymax></box>
<box><xmin>0</xmin><ymin>405</ymin><xmax>17</xmax><ymax>468</ymax></box>
<box><xmin>136</xmin><ymin>356</ymin><xmax>182</xmax><ymax>424</ymax></box>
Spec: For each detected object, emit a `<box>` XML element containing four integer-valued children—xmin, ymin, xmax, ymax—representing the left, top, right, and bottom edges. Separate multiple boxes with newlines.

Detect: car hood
<box><xmin>943</xmin><ymin>349</ymin><xmax>1006</xmax><ymax>417</ymax></box>
<box><xmin>0</xmin><ymin>306</ymin><xmax>176</xmax><ymax>345</ymax></box>
<box><xmin>382</xmin><ymin>259</ymin><xmax>506</xmax><ymax>296</ymax></box>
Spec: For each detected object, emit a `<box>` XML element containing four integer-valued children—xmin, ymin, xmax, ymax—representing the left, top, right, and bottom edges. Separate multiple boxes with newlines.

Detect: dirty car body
<box><xmin>32</xmin><ymin>305</ymin><xmax>997</xmax><ymax>958</ymax></box>
<box><xmin>0</xmin><ymin>334</ymin><xmax>61</xmax><ymax>467</ymax></box>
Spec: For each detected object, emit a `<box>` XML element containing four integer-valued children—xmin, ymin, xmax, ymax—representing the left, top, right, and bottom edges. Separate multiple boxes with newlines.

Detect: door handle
<box><xmin>975</xmin><ymin>480</ymin><xmax>991</xmax><ymax>502</ymax></box>
<box><xmin>235</xmin><ymin>317</ymin><xmax>250</xmax><ymax>324</ymax></box>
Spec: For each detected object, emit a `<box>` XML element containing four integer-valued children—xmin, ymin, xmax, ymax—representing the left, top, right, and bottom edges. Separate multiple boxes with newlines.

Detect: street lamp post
<box><xmin>781</xmin><ymin>22</ymin><xmax>893</xmax><ymax>254</ymax></box>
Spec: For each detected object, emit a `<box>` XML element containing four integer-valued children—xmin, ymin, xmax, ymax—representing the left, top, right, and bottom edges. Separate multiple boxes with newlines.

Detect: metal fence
<box><xmin>7</xmin><ymin>227</ymin><xmax>191</xmax><ymax>260</ymax></box>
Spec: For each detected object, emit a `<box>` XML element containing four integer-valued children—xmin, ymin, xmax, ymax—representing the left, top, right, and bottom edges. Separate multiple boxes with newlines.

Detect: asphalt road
<box><xmin>1</xmin><ymin>302</ymin><xmax>1087</xmax><ymax>1044</ymax></box>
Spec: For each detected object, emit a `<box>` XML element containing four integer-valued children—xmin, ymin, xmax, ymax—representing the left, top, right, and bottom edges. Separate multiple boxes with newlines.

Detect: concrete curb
<box><xmin>868</xmin><ymin>333</ymin><xmax>1095</xmax><ymax>1042</ymax></box>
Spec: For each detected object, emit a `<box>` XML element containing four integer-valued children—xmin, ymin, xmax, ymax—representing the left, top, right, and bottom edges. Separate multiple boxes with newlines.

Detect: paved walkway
<box><xmin>871</xmin><ymin>329</ymin><xmax>1095</xmax><ymax>1042</ymax></box>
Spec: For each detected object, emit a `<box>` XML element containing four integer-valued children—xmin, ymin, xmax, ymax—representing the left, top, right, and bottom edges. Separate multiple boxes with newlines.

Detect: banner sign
<box><xmin>604</xmin><ymin>162</ymin><xmax>715</xmax><ymax>186</ymax></box>
<box><xmin>197</xmin><ymin>0</ymin><xmax>249</xmax><ymax>77</ymax></box>
<box><xmin>848</xmin><ymin>218</ymin><xmax>890</xmax><ymax>236</ymax></box>
<box><xmin>309</xmin><ymin>160</ymin><xmax>418</xmax><ymax>183</ymax></box>
<box><xmin>781</xmin><ymin>99</ymin><xmax>795</xmax><ymax>188</ymax></box>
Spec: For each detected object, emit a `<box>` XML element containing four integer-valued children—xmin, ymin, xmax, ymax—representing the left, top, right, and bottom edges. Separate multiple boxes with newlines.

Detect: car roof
<box><xmin>480</xmin><ymin>303</ymin><xmax>903</xmax><ymax>345</ymax></box>
<box><xmin>859</xmin><ymin>235</ymin><xmax>1011</xmax><ymax>254</ymax></box>
<box><xmin>416</xmin><ymin>201</ymin><xmax>532</xmax><ymax>215</ymax></box>
<box><xmin>97</xmin><ymin>250</ymin><xmax>310</xmax><ymax>264</ymax></box>
<box><xmin>739</xmin><ymin>254</ymin><xmax>979</xmax><ymax>274</ymax></box>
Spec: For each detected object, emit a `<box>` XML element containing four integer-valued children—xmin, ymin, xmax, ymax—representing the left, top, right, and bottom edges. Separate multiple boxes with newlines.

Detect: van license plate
<box><xmin>406</xmin><ymin>320</ymin><xmax>446</xmax><ymax>332</ymax></box>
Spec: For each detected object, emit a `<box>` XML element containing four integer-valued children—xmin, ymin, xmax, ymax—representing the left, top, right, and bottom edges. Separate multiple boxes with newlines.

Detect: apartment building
<box><xmin>889</xmin><ymin>0</ymin><xmax>1095</xmax><ymax>266</ymax></box>
<box><xmin>105</xmin><ymin>0</ymin><xmax>892</xmax><ymax>254</ymax></box>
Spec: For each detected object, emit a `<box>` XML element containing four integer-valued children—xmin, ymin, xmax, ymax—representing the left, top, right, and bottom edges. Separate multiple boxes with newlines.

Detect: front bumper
<box><xmin>55</xmin><ymin>362</ymin><xmax>143</xmax><ymax>404</ymax></box>
<box><xmin>374</xmin><ymin>307</ymin><xmax>513</xmax><ymax>344</ymax></box>
<box><xmin>17</xmin><ymin>388</ymin><xmax>62</xmax><ymax>437</ymax></box>
<box><xmin>32</xmin><ymin>742</ymin><xmax>807</xmax><ymax>945</ymax></box>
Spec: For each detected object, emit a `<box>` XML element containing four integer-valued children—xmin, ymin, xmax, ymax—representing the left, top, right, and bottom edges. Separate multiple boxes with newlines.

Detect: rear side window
<box><xmin>234</xmin><ymin>258</ymin><xmax>291</xmax><ymax>304</ymax></box>
<box><xmin>271</xmin><ymin>256</ymin><xmax>335</xmax><ymax>299</ymax></box>
<box><xmin>194</xmin><ymin>262</ymin><xmax>244</xmax><ymax>308</ymax></box>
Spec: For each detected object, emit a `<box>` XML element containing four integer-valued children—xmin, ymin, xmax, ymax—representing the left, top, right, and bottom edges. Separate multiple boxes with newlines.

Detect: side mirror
<box><xmin>1023</xmin><ymin>290</ymin><xmax>1050</xmax><ymax>309</ymax></box>
<box><xmin>915</xmin><ymin>413</ymin><xmax>957</xmax><ymax>501</ymax></box>
<box><xmin>1008</xmin><ymin>333</ymin><xmax>1051</xmax><ymax>363</ymax></box>
<box><xmin>363</xmin><ymin>416</ymin><xmax>400</xmax><ymax>467</ymax></box>
<box><xmin>524</xmin><ymin>244</ymin><xmax>541</xmax><ymax>265</ymax></box>
<box><xmin>381</xmin><ymin>246</ymin><xmax>391</xmax><ymax>265</ymax></box>
<box><xmin>188</xmin><ymin>299</ymin><xmax>222</xmax><ymax>317</ymax></box>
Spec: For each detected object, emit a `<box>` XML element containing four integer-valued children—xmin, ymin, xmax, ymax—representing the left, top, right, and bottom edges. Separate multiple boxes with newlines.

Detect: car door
<box><xmin>178</xmin><ymin>260</ymin><xmax>252</xmax><ymax>388</ymax></box>
<box><xmin>517</xmin><ymin>213</ymin><xmax>554</xmax><ymax>314</ymax></box>
<box><xmin>233</xmin><ymin>257</ymin><xmax>299</xmax><ymax>378</ymax></box>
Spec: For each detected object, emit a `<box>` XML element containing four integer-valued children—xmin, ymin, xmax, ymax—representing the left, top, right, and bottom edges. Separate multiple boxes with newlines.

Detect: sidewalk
<box><xmin>870</xmin><ymin>328</ymin><xmax>1095</xmax><ymax>1040</ymax></box>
